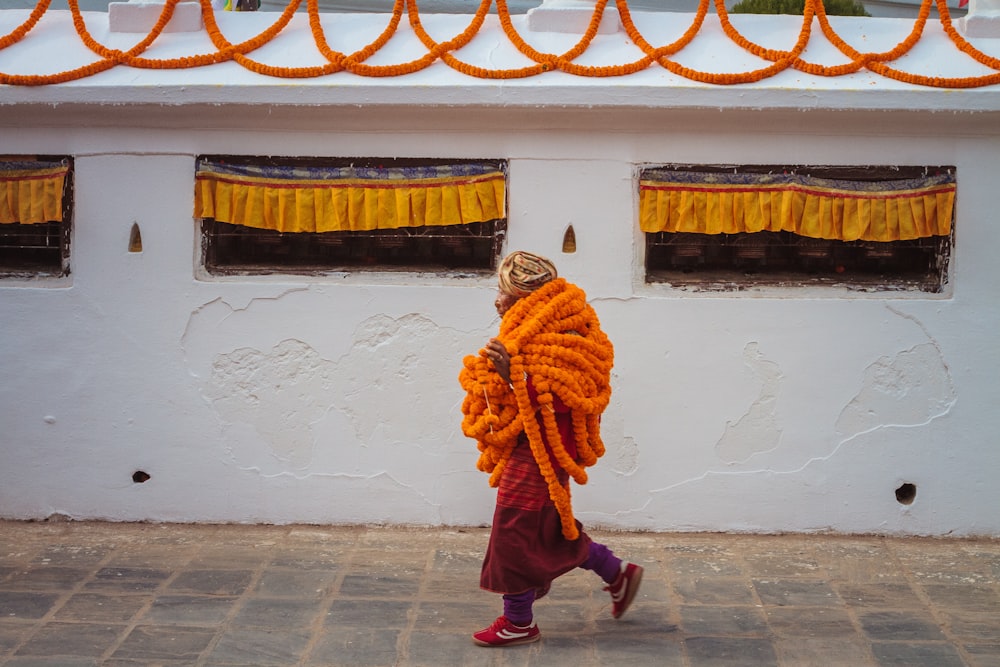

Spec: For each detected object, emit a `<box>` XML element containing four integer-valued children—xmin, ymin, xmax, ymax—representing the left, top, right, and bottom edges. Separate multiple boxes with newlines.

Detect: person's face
<box><xmin>495</xmin><ymin>290</ymin><xmax>519</xmax><ymax>316</ymax></box>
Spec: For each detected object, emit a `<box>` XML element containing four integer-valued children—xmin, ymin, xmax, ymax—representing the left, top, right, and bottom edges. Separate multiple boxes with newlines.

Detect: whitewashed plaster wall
<box><xmin>1</xmin><ymin>106</ymin><xmax>997</xmax><ymax>536</ymax></box>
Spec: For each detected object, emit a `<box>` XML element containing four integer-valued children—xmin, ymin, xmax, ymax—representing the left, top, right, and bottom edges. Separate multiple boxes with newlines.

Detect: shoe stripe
<box><xmin>496</xmin><ymin>628</ymin><xmax>533</xmax><ymax>640</ymax></box>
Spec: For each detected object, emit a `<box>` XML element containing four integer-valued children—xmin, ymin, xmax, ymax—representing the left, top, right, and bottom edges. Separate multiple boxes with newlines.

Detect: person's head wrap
<box><xmin>497</xmin><ymin>251</ymin><xmax>558</xmax><ymax>297</ymax></box>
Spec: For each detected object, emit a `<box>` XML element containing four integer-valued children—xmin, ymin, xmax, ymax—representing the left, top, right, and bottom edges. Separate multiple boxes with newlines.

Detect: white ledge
<box><xmin>526</xmin><ymin>0</ymin><xmax>620</xmax><ymax>33</ymax></box>
<box><xmin>108</xmin><ymin>0</ymin><xmax>203</xmax><ymax>33</ymax></box>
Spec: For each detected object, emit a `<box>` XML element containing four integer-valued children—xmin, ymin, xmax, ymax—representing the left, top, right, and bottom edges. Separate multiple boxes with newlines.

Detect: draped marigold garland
<box><xmin>1</xmin><ymin>0</ymin><xmax>1000</xmax><ymax>88</ymax></box>
<box><xmin>459</xmin><ymin>278</ymin><xmax>614</xmax><ymax>540</ymax></box>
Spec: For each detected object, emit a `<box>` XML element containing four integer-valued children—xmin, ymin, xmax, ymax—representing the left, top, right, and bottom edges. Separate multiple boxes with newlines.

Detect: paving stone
<box><xmin>965</xmin><ymin>644</ymin><xmax>1000</xmax><ymax>667</ymax></box>
<box><xmin>52</xmin><ymin>593</ymin><xmax>148</xmax><ymax>623</ymax></box>
<box><xmin>422</xmin><ymin>572</ymin><xmax>487</xmax><ymax>600</ymax></box>
<box><xmin>253</xmin><ymin>568</ymin><xmax>338</xmax><ymax>598</ymax></box>
<box><xmin>166</xmin><ymin>569</ymin><xmax>253</xmax><ymax>596</ymax></box>
<box><xmin>859</xmin><ymin>611</ymin><xmax>948</xmax><ymax>641</ymax></box>
<box><xmin>774</xmin><ymin>637</ymin><xmax>873</xmax><ymax>666</ymax></box>
<box><xmin>326</xmin><ymin>598</ymin><xmax>414</xmax><ymax>628</ymax></box>
<box><xmin>870</xmin><ymin>641</ymin><xmax>966</xmax><ymax>666</ymax></box>
<box><xmin>765</xmin><ymin>606</ymin><xmax>857</xmax><ymax>638</ymax></box>
<box><xmin>743</xmin><ymin>555</ymin><xmax>822</xmax><ymax>577</ymax></box>
<box><xmin>339</xmin><ymin>573</ymin><xmax>421</xmax><ymax>598</ymax></box>
<box><xmin>668</xmin><ymin>554</ymin><xmax>745</xmax><ymax>578</ymax></box>
<box><xmin>894</xmin><ymin>549</ymin><xmax>995</xmax><ymax>584</ymax></box>
<box><xmin>754</xmin><ymin>579</ymin><xmax>842</xmax><ymax>606</ymax></box>
<box><xmin>937</xmin><ymin>611</ymin><xmax>1000</xmax><ymax>641</ymax></box>
<box><xmin>31</xmin><ymin>546</ymin><xmax>109</xmax><ymax>566</ymax></box>
<box><xmin>5</xmin><ymin>567</ymin><xmax>93</xmax><ymax>591</ymax></box>
<box><xmin>110</xmin><ymin>625</ymin><xmax>217</xmax><ymax>660</ymax></box>
<box><xmin>0</xmin><ymin>591</ymin><xmax>61</xmax><ymax>619</ymax></box>
<box><xmin>407</xmin><ymin>631</ymin><xmax>507</xmax><ymax>667</ymax></box>
<box><xmin>679</xmin><ymin>605</ymin><xmax>769</xmax><ymax>636</ymax></box>
<box><xmin>685</xmin><ymin>636</ymin><xmax>779</xmax><ymax>666</ymax></box>
<box><xmin>206</xmin><ymin>627</ymin><xmax>312</xmax><ymax>665</ymax></box>
<box><xmin>14</xmin><ymin>622</ymin><xmax>125</xmax><ymax>657</ymax></box>
<box><xmin>84</xmin><ymin>567</ymin><xmax>171</xmax><ymax>593</ymax></box>
<box><xmin>268</xmin><ymin>549</ymin><xmax>346</xmax><ymax>569</ymax></box>
<box><xmin>307</xmin><ymin>626</ymin><xmax>400</xmax><ymax>666</ymax></box>
<box><xmin>817</xmin><ymin>542</ymin><xmax>907</xmax><ymax>583</ymax></box>
<box><xmin>593</xmin><ymin>629</ymin><xmax>685</xmax><ymax>667</ymax></box>
<box><xmin>103</xmin><ymin>549</ymin><xmax>196</xmax><ymax>570</ymax></box>
<box><xmin>0</xmin><ymin>620</ymin><xmax>31</xmax><ymax>650</ymax></box>
<box><xmin>140</xmin><ymin>595</ymin><xmax>238</xmax><ymax>625</ymax></box>
<box><xmin>3</xmin><ymin>657</ymin><xmax>99</xmax><ymax>666</ymax></box>
<box><xmin>920</xmin><ymin>583</ymin><xmax>1000</xmax><ymax>612</ymax></box>
<box><xmin>673</xmin><ymin>577</ymin><xmax>757</xmax><ymax>605</ymax></box>
<box><xmin>531</xmin><ymin>601</ymin><xmax>594</xmax><ymax>633</ymax></box>
<box><xmin>530</xmin><ymin>634</ymin><xmax>599</xmax><ymax>665</ymax></box>
<box><xmin>415</xmin><ymin>600</ymin><xmax>499</xmax><ymax>633</ymax></box>
<box><xmin>834</xmin><ymin>582</ymin><xmax>923</xmax><ymax>608</ymax></box>
<box><xmin>230</xmin><ymin>597</ymin><xmax>327</xmax><ymax>629</ymax></box>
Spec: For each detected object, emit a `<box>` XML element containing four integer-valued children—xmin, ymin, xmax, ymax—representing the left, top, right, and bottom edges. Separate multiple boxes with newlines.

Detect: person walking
<box><xmin>459</xmin><ymin>250</ymin><xmax>643</xmax><ymax>647</ymax></box>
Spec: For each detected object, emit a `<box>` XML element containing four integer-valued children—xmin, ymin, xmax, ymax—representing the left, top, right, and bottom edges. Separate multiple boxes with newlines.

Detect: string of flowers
<box><xmin>0</xmin><ymin>0</ymin><xmax>998</xmax><ymax>87</ymax></box>
<box><xmin>307</xmin><ymin>0</ymin><xmax>404</xmax><ymax>76</ymax></box>
<box><xmin>0</xmin><ymin>0</ymin><xmax>49</xmax><ymax>50</ymax></box>
<box><xmin>617</xmin><ymin>0</ymin><xmax>709</xmax><ymax>66</ymax></box>
<box><xmin>405</xmin><ymin>0</ymin><xmax>498</xmax><ymax>78</ymax></box>
<box><xmin>459</xmin><ymin>278</ymin><xmax>614</xmax><ymax>541</ymax></box>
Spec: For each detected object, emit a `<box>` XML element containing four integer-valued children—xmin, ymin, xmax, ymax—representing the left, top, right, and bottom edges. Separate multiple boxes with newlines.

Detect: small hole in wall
<box><xmin>895</xmin><ymin>482</ymin><xmax>916</xmax><ymax>505</ymax></box>
<box><xmin>128</xmin><ymin>223</ymin><xmax>143</xmax><ymax>253</ymax></box>
<box><xmin>132</xmin><ymin>470</ymin><xmax>151</xmax><ymax>484</ymax></box>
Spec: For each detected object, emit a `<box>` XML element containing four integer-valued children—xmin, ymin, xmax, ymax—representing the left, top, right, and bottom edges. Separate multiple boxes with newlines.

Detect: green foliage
<box><xmin>730</xmin><ymin>0</ymin><xmax>871</xmax><ymax>15</ymax></box>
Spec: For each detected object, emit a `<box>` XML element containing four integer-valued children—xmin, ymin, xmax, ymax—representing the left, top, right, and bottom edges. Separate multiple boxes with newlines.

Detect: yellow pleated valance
<box><xmin>0</xmin><ymin>161</ymin><xmax>69</xmax><ymax>225</ymax></box>
<box><xmin>194</xmin><ymin>161</ymin><xmax>506</xmax><ymax>233</ymax></box>
<box><xmin>640</xmin><ymin>171</ymin><xmax>956</xmax><ymax>242</ymax></box>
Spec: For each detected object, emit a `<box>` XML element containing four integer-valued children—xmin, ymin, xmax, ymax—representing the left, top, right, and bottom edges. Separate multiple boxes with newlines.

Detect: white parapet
<box><xmin>526</xmin><ymin>0</ymin><xmax>621</xmax><ymax>33</ymax></box>
<box><xmin>109</xmin><ymin>0</ymin><xmax>204</xmax><ymax>33</ymax></box>
<box><xmin>958</xmin><ymin>0</ymin><xmax>1000</xmax><ymax>36</ymax></box>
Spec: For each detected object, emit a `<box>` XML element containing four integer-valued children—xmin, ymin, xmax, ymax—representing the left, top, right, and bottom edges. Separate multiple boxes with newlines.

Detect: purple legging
<box><xmin>502</xmin><ymin>541</ymin><xmax>622</xmax><ymax>625</ymax></box>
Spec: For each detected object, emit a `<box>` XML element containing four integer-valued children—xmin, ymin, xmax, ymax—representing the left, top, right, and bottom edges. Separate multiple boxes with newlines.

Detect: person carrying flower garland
<box><xmin>459</xmin><ymin>250</ymin><xmax>643</xmax><ymax>648</ymax></box>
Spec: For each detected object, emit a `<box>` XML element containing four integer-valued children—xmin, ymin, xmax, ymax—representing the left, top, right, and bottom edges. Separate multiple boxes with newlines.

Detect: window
<box><xmin>641</xmin><ymin>165</ymin><xmax>955</xmax><ymax>293</ymax></box>
<box><xmin>0</xmin><ymin>157</ymin><xmax>72</xmax><ymax>278</ymax></box>
<box><xmin>195</xmin><ymin>156</ymin><xmax>507</xmax><ymax>276</ymax></box>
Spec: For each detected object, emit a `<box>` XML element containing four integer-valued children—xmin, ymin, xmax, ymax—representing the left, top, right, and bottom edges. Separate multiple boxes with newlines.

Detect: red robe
<box><xmin>479</xmin><ymin>379</ymin><xmax>592</xmax><ymax>595</ymax></box>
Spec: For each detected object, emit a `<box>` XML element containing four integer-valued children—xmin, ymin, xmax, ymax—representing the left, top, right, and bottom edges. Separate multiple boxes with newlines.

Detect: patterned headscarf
<box><xmin>497</xmin><ymin>250</ymin><xmax>558</xmax><ymax>297</ymax></box>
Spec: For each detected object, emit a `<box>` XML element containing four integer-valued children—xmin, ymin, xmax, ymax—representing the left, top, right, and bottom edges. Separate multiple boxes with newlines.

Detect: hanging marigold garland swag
<box><xmin>459</xmin><ymin>278</ymin><xmax>614</xmax><ymax>540</ymax></box>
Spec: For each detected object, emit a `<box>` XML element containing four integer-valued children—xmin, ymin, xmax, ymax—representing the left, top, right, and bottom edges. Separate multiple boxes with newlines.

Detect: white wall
<box><xmin>1</xmin><ymin>106</ymin><xmax>998</xmax><ymax>536</ymax></box>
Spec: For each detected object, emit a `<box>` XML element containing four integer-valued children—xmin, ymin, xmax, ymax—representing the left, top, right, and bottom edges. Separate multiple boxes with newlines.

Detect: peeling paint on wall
<box><xmin>190</xmin><ymin>294</ymin><xmax>487</xmax><ymax>481</ymax></box>
<box><xmin>205</xmin><ymin>339</ymin><xmax>335</xmax><ymax>469</ymax></box>
<box><xmin>836</xmin><ymin>342</ymin><xmax>956</xmax><ymax>437</ymax></box>
<box><xmin>715</xmin><ymin>342</ymin><xmax>783</xmax><ymax>464</ymax></box>
<box><xmin>612</xmin><ymin>436</ymin><xmax>639</xmax><ymax>476</ymax></box>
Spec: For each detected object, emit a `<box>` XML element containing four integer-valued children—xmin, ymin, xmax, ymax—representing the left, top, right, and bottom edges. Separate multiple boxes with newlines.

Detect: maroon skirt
<box><xmin>480</xmin><ymin>440</ymin><xmax>591</xmax><ymax>595</ymax></box>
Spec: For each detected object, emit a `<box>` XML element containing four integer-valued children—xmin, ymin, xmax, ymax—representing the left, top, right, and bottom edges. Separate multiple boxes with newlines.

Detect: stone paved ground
<box><xmin>0</xmin><ymin>521</ymin><xmax>998</xmax><ymax>666</ymax></box>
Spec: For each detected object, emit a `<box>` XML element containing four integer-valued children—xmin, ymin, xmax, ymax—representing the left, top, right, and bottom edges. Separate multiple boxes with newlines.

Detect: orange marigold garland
<box><xmin>459</xmin><ymin>278</ymin><xmax>614</xmax><ymax>540</ymax></box>
<box><xmin>2</xmin><ymin>0</ymin><xmax>1000</xmax><ymax>87</ymax></box>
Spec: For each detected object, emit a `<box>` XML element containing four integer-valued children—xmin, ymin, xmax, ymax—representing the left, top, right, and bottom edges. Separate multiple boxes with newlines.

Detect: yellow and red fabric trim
<box><xmin>194</xmin><ymin>160</ymin><xmax>506</xmax><ymax>233</ymax></box>
<box><xmin>0</xmin><ymin>160</ymin><xmax>69</xmax><ymax>225</ymax></box>
<box><xmin>640</xmin><ymin>170</ymin><xmax>955</xmax><ymax>242</ymax></box>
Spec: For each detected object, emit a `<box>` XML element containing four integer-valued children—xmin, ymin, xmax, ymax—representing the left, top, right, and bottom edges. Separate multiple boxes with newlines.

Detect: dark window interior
<box><xmin>643</xmin><ymin>165</ymin><xmax>954</xmax><ymax>293</ymax></box>
<box><xmin>199</xmin><ymin>156</ymin><xmax>506</xmax><ymax>276</ymax></box>
<box><xmin>0</xmin><ymin>156</ymin><xmax>72</xmax><ymax>278</ymax></box>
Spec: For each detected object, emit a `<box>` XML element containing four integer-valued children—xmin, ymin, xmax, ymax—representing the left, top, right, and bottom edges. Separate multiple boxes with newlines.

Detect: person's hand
<box><xmin>483</xmin><ymin>338</ymin><xmax>511</xmax><ymax>384</ymax></box>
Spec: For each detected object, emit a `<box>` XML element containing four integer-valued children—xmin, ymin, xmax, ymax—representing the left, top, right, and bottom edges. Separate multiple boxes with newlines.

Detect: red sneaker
<box><xmin>472</xmin><ymin>616</ymin><xmax>541</xmax><ymax>647</ymax></box>
<box><xmin>605</xmin><ymin>562</ymin><xmax>643</xmax><ymax>619</ymax></box>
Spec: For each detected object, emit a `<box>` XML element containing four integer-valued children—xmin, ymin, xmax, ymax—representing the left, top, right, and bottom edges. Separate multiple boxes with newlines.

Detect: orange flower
<box><xmin>458</xmin><ymin>278</ymin><xmax>613</xmax><ymax>540</ymax></box>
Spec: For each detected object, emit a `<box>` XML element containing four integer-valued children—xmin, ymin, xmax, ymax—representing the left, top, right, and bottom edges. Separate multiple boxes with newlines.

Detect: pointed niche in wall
<box><xmin>563</xmin><ymin>225</ymin><xmax>577</xmax><ymax>253</ymax></box>
<box><xmin>129</xmin><ymin>223</ymin><xmax>143</xmax><ymax>253</ymax></box>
